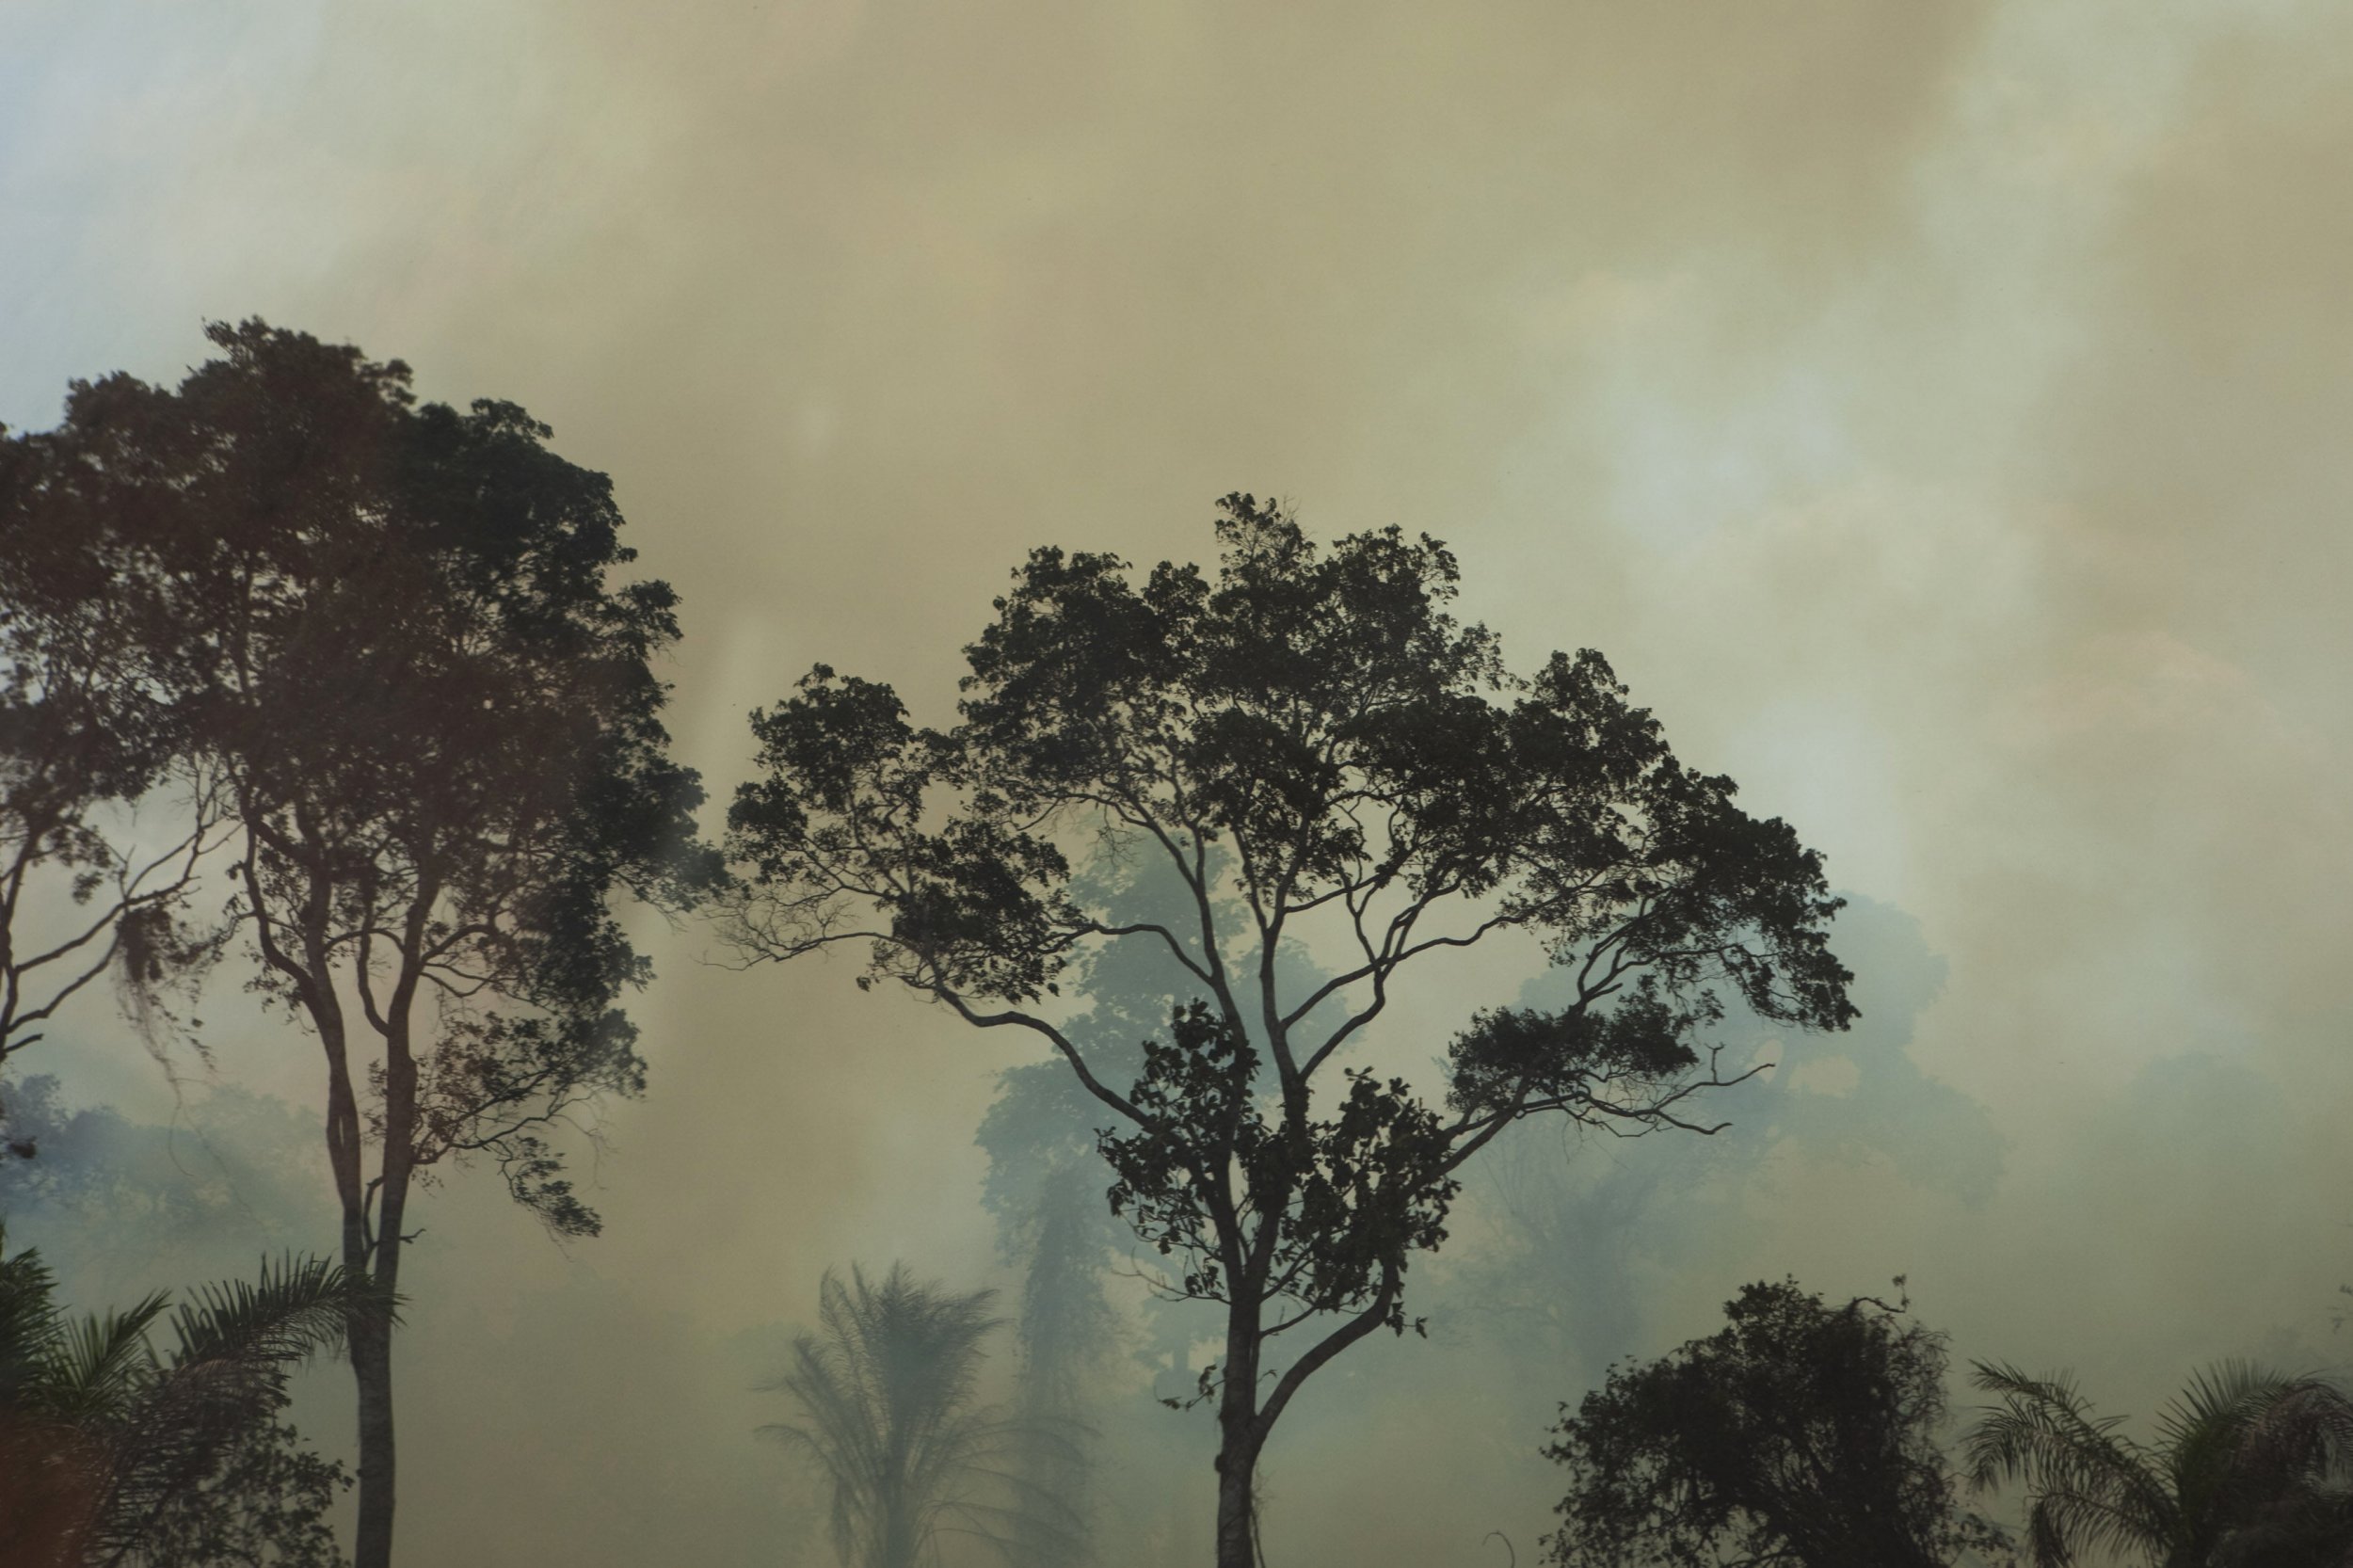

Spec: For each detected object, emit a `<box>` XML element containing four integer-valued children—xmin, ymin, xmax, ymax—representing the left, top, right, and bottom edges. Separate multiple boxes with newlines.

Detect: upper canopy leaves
<box><xmin>729</xmin><ymin>492</ymin><xmax>1852</xmax><ymax>1055</ymax></box>
<box><xmin>5</xmin><ymin>320</ymin><xmax>720</xmax><ymax>1230</ymax></box>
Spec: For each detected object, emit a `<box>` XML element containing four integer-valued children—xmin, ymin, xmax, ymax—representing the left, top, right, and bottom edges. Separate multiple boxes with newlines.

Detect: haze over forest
<box><xmin>5</xmin><ymin>3</ymin><xmax>2353</xmax><ymax>1565</ymax></box>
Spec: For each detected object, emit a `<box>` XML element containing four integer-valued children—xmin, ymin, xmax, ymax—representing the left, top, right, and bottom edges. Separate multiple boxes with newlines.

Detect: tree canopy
<box><xmin>726</xmin><ymin>494</ymin><xmax>1855</xmax><ymax>1568</ymax></box>
<box><xmin>1545</xmin><ymin>1278</ymin><xmax>2009</xmax><ymax>1568</ymax></box>
<box><xmin>0</xmin><ymin>320</ymin><xmax>719</xmax><ymax>1568</ymax></box>
<box><xmin>0</xmin><ymin>404</ymin><xmax>224</xmax><ymax>1090</ymax></box>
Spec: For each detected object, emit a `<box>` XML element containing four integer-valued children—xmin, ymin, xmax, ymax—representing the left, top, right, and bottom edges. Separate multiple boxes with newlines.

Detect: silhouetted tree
<box><xmin>5</xmin><ymin>322</ymin><xmax>720</xmax><ymax>1568</ymax></box>
<box><xmin>761</xmin><ymin>1264</ymin><xmax>1078</xmax><ymax>1568</ymax></box>
<box><xmin>1545</xmin><ymin>1278</ymin><xmax>2009</xmax><ymax>1568</ymax></box>
<box><xmin>725</xmin><ymin>496</ymin><xmax>1855</xmax><ymax>1568</ymax></box>
<box><xmin>1966</xmin><ymin>1362</ymin><xmax>2353</xmax><ymax>1568</ymax></box>
<box><xmin>0</xmin><ymin>1221</ymin><xmax>373</xmax><ymax>1567</ymax></box>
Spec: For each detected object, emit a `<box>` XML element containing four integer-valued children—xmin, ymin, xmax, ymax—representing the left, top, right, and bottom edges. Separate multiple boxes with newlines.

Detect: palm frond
<box><xmin>43</xmin><ymin>1293</ymin><xmax>171</xmax><ymax>1426</ymax></box>
<box><xmin>82</xmin><ymin>1255</ymin><xmax>379</xmax><ymax>1566</ymax></box>
<box><xmin>0</xmin><ymin>1224</ymin><xmax>68</xmax><ymax>1404</ymax></box>
<box><xmin>1968</xmin><ymin>1360</ymin><xmax>2353</xmax><ymax>1568</ymax></box>
<box><xmin>165</xmin><ymin>1252</ymin><xmax>384</xmax><ymax>1369</ymax></box>
<box><xmin>1964</xmin><ymin>1362</ymin><xmax>2178</xmax><ymax>1568</ymax></box>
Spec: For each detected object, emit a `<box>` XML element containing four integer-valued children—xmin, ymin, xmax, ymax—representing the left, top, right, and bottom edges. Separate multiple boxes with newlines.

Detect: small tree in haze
<box><xmin>1545</xmin><ymin>1278</ymin><xmax>2010</xmax><ymax>1568</ymax></box>
<box><xmin>3</xmin><ymin>323</ymin><xmax>720</xmax><ymax>1568</ymax></box>
<box><xmin>994</xmin><ymin>1158</ymin><xmax>1119</xmax><ymax>1568</ymax></box>
<box><xmin>762</xmin><ymin>1264</ymin><xmax>1077</xmax><ymax>1568</ymax></box>
<box><xmin>725</xmin><ymin>496</ymin><xmax>1855</xmax><ymax>1568</ymax></box>
<box><xmin>1965</xmin><ymin>1361</ymin><xmax>2353</xmax><ymax>1568</ymax></box>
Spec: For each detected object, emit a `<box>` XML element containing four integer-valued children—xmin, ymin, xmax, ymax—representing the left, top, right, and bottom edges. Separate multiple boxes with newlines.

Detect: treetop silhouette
<box><xmin>2</xmin><ymin>319</ymin><xmax>720</xmax><ymax>1568</ymax></box>
<box><xmin>726</xmin><ymin>493</ymin><xmax>1856</xmax><ymax>1568</ymax></box>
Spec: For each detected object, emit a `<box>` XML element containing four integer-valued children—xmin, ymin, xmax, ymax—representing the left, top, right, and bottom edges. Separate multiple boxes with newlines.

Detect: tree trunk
<box><xmin>1213</xmin><ymin>1300</ymin><xmax>1265</xmax><ymax>1568</ymax></box>
<box><xmin>346</xmin><ymin>1159</ymin><xmax>408</xmax><ymax>1568</ymax></box>
<box><xmin>350</xmin><ymin>906</ymin><xmax>426</xmax><ymax>1568</ymax></box>
<box><xmin>1213</xmin><ymin>1436</ymin><xmax>1261</xmax><ymax>1568</ymax></box>
<box><xmin>352</xmin><ymin>1084</ymin><xmax>414</xmax><ymax>1568</ymax></box>
<box><xmin>349</xmin><ymin>1288</ymin><xmax>396</xmax><ymax>1568</ymax></box>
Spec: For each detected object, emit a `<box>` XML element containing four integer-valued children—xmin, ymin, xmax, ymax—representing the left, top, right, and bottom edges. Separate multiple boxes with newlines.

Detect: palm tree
<box><xmin>0</xmin><ymin>1221</ymin><xmax>379</xmax><ymax>1567</ymax></box>
<box><xmin>761</xmin><ymin>1263</ymin><xmax>1080</xmax><ymax>1568</ymax></box>
<box><xmin>1965</xmin><ymin>1360</ymin><xmax>2353</xmax><ymax>1568</ymax></box>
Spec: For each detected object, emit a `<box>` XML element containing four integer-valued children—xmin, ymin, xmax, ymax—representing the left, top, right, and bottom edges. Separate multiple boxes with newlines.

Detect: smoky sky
<box><xmin>7</xmin><ymin>2</ymin><xmax>2353</xmax><ymax>1564</ymax></box>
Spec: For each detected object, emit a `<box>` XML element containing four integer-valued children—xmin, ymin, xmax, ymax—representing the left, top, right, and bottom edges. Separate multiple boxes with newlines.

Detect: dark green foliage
<box><xmin>728</xmin><ymin>496</ymin><xmax>1853</xmax><ymax>1567</ymax></box>
<box><xmin>0</xmin><ymin>1221</ymin><xmax>374</xmax><ymax>1567</ymax></box>
<box><xmin>1100</xmin><ymin>1001</ymin><xmax>1457</xmax><ymax>1325</ymax></box>
<box><xmin>1545</xmin><ymin>1279</ymin><xmax>2009</xmax><ymax>1568</ymax></box>
<box><xmin>9</xmin><ymin>317</ymin><xmax>717</xmax><ymax>1233</ymax></box>
<box><xmin>1965</xmin><ymin>1361</ymin><xmax>2353</xmax><ymax>1568</ymax></box>
<box><xmin>130</xmin><ymin>1417</ymin><xmax>350</xmax><ymax>1568</ymax></box>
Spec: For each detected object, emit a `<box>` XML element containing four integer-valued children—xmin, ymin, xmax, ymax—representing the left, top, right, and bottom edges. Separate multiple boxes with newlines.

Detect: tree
<box><xmin>0</xmin><ymin>1220</ymin><xmax>374</xmax><ymax>1567</ymax></box>
<box><xmin>0</xmin><ymin>415</ymin><xmax>224</xmax><ymax>1099</ymax></box>
<box><xmin>1965</xmin><ymin>1361</ymin><xmax>2353</xmax><ymax>1568</ymax></box>
<box><xmin>1544</xmin><ymin>1278</ymin><xmax>2009</xmax><ymax>1568</ymax></box>
<box><xmin>7</xmin><ymin>321</ymin><xmax>721</xmax><ymax>1568</ymax></box>
<box><xmin>724</xmin><ymin>496</ymin><xmax>1856</xmax><ymax>1568</ymax></box>
<box><xmin>760</xmin><ymin>1263</ymin><xmax>1077</xmax><ymax>1568</ymax></box>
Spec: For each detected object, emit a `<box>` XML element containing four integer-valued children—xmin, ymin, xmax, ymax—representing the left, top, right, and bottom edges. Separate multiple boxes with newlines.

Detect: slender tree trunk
<box><xmin>289</xmin><ymin>885</ymin><xmax>400</xmax><ymax>1568</ymax></box>
<box><xmin>1213</xmin><ymin>1299</ymin><xmax>1265</xmax><ymax>1568</ymax></box>
<box><xmin>341</xmin><ymin>1134</ymin><xmax>408</xmax><ymax>1568</ymax></box>
<box><xmin>349</xmin><ymin>1285</ymin><xmax>397</xmax><ymax>1568</ymax></box>
<box><xmin>1213</xmin><ymin>1416</ymin><xmax>1265</xmax><ymax>1568</ymax></box>
<box><xmin>353</xmin><ymin>986</ymin><xmax>420</xmax><ymax>1568</ymax></box>
<box><xmin>346</xmin><ymin>1157</ymin><xmax>415</xmax><ymax>1568</ymax></box>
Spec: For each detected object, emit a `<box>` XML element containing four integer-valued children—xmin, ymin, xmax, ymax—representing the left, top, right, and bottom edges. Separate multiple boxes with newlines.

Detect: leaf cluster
<box><xmin>1101</xmin><ymin>1001</ymin><xmax>1456</xmax><ymax>1328</ymax></box>
<box><xmin>0</xmin><ymin>408</ymin><xmax>228</xmax><ymax>1070</ymax></box>
<box><xmin>0</xmin><ymin>1221</ymin><xmax>381</xmax><ymax>1566</ymax></box>
<box><xmin>1545</xmin><ymin>1278</ymin><xmax>2009</xmax><ymax>1568</ymax></box>
<box><xmin>1964</xmin><ymin>1360</ymin><xmax>2353</xmax><ymax>1568</ymax></box>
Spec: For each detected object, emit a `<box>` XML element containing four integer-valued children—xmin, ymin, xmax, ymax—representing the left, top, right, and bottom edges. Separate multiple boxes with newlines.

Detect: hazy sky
<box><xmin>7</xmin><ymin>2</ymin><xmax>2353</xmax><ymax>1563</ymax></box>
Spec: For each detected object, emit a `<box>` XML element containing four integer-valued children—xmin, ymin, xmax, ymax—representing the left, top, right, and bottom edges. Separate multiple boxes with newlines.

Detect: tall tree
<box><xmin>1545</xmin><ymin>1278</ymin><xmax>2010</xmax><ymax>1568</ymax></box>
<box><xmin>1965</xmin><ymin>1362</ymin><xmax>2353</xmax><ymax>1568</ymax></box>
<box><xmin>761</xmin><ymin>1264</ymin><xmax>1076</xmax><ymax>1568</ymax></box>
<box><xmin>8</xmin><ymin>322</ymin><xmax>719</xmax><ymax>1567</ymax></box>
<box><xmin>725</xmin><ymin>495</ymin><xmax>1855</xmax><ymax>1568</ymax></box>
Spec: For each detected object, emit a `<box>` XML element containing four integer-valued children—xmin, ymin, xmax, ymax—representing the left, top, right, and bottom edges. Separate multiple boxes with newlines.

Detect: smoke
<box><xmin>7</xmin><ymin>0</ymin><xmax>2353</xmax><ymax>1562</ymax></box>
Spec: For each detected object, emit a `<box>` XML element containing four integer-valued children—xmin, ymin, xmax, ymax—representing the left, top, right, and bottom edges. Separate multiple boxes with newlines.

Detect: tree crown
<box><xmin>730</xmin><ymin>492</ymin><xmax>1849</xmax><ymax>1089</ymax></box>
<box><xmin>10</xmin><ymin>320</ymin><xmax>720</xmax><ymax>1236</ymax></box>
<box><xmin>1546</xmin><ymin>1278</ymin><xmax>2010</xmax><ymax>1568</ymax></box>
<box><xmin>728</xmin><ymin>493</ymin><xmax>1852</xmax><ymax>1364</ymax></box>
